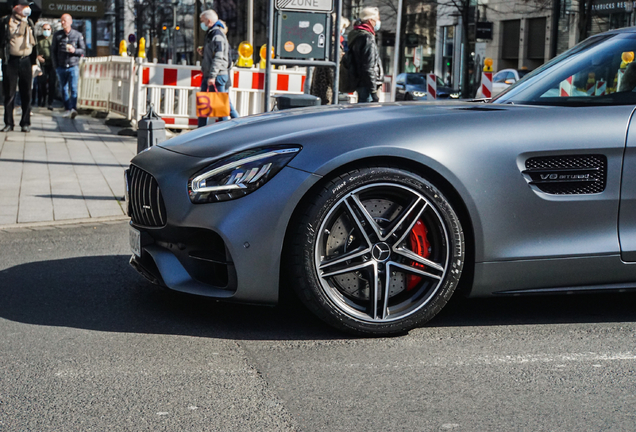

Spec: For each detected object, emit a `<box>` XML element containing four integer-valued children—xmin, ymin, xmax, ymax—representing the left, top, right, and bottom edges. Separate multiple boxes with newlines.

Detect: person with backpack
<box><xmin>198</xmin><ymin>10</ymin><xmax>239</xmax><ymax>127</ymax></box>
<box><xmin>345</xmin><ymin>7</ymin><xmax>383</xmax><ymax>103</ymax></box>
<box><xmin>0</xmin><ymin>0</ymin><xmax>38</xmax><ymax>132</ymax></box>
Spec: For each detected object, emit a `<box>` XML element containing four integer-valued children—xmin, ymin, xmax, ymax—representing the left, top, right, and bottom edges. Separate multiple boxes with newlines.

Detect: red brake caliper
<box><xmin>407</xmin><ymin>219</ymin><xmax>430</xmax><ymax>290</ymax></box>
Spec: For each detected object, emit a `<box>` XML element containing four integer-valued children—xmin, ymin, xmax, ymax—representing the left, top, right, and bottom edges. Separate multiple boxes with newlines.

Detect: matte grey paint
<box><xmin>132</xmin><ymin>98</ymin><xmax>636</xmax><ymax>302</ymax></box>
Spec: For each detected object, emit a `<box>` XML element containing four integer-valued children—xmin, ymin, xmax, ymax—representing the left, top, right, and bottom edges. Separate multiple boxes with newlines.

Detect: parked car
<box><xmin>127</xmin><ymin>28</ymin><xmax>636</xmax><ymax>336</ymax></box>
<box><xmin>474</xmin><ymin>68</ymin><xmax>531</xmax><ymax>98</ymax></box>
<box><xmin>395</xmin><ymin>73</ymin><xmax>459</xmax><ymax>100</ymax></box>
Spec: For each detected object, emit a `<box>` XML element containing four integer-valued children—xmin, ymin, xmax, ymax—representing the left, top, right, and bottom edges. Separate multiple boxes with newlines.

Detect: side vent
<box><xmin>522</xmin><ymin>155</ymin><xmax>607</xmax><ymax>195</ymax></box>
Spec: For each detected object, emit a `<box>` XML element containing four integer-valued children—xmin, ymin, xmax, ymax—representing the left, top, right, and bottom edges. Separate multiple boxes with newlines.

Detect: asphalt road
<box><xmin>1</xmin><ymin>222</ymin><xmax>635</xmax><ymax>431</ymax></box>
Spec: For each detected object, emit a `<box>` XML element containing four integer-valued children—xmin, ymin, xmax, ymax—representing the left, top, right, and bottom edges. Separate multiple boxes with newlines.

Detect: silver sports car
<box><xmin>126</xmin><ymin>29</ymin><xmax>636</xmax><ymax>335</ymax></box>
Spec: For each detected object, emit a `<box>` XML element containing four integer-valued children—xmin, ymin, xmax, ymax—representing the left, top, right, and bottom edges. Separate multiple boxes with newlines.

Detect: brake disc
<box><xmin>325</xmin><ymin>198</ymin><xmax>407</xmax><ymax>301</ymax></box>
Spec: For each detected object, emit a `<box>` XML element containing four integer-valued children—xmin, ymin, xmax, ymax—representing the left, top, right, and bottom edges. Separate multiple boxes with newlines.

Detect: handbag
<box><xmin>32</xmin><ymin>60</ymin><xmax>43</xmax><ymax>77</ymax></box>
<box><xmin>196</xmin><ymin>84</ymin><xmax>230</xmax><ymax>118</ymax></box>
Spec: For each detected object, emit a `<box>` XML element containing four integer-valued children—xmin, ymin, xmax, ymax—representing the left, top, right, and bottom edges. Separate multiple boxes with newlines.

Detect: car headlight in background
<box><xmin>413</xmin><ymin>91</ymin><xmax>426</xmax><ymax>98</ymax></box>
<box><xmin>188</xmin><ymin>146</ymin><xmax>301</xmax><ymax>203</ymax></box>
<box><xmin>450</xmin><ymin>93</ymin><xmax>460</xmax><ymax>99</ymax></box>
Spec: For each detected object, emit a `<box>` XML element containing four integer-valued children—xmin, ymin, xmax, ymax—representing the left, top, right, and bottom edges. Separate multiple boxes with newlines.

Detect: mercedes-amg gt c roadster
<box><xmin>127</xmin><ymin>29</ymin><xmax>636</xmax><ymax>335</ymax></box>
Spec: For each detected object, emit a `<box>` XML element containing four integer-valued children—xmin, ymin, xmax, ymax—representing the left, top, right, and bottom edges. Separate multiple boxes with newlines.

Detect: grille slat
<box><xmin>129</xmin><ymin>165</ymin><xmax>167</xmax><ymax>227</ymax></box>
<box><xmin>524</xmin><ymin>154</ymin><xmax>607</xmax><ymax>195</ymax></box>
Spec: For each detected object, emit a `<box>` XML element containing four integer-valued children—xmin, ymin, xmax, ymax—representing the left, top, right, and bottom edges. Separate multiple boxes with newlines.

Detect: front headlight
<box><xmin>188</xmin><ymin>146</ymin><xmax>301</xmax><ymax>203</ymax></box>
<box><xmin>413</xmin><ymin>91</ymin><xmax>426</xmax><ymax>97</ymax></box>
<box><xmin>450</xmin><ymin>93</ymin><xmax>460</xmax><ymax>99</ymax></box>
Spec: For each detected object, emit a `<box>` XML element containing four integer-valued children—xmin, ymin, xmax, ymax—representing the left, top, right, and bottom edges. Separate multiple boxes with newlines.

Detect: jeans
<box><xmin>197</xmin><ymin>74</ymin><xmax>239</xmax><ymax>127</ymax></box>
<box><xmin>56</xmin><ymin>65</ymin><xmax>79</xmax><ymax>111</ymax></box>
<box><xmin>356</xmin><ymin>87</ymin><xmax>379</xmax><ymax>103</ymax></box>
<box><xmin>3</xmin><ymin>56</ymin><xmax>33</xmax><ymax>127</ymax></box>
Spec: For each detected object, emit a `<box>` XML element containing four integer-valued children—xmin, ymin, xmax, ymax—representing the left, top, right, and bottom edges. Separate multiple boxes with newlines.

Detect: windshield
<box><xmin>407</xmin><ymin>75</ymin><xmax>426</xmax><ymax>85</ymax></box>
<box><xmin>493</xmin><ymin>32</ymin><xmax>636</xmax><ymax>106</ymax></box>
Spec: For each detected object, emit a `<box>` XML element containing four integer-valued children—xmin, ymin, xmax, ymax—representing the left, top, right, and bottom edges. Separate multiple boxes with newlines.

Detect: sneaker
<box><xmin>70</xmin><ymin>109</ymin><xmax>78</xmax><ymax>119</ymax></box>
<box><xmin>62</xmin><ymin>110</ymin><xmax>72</xmax><ymax>118</ymax></box>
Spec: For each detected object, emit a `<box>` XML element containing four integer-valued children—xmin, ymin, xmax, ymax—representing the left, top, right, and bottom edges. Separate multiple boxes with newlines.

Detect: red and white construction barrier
<box><xmin>480</xmin><ymin>72</ymin><xmax>493</xmax><ymax>99</ymax></box>
<box><xmin>559</xmin><ymin>76</ymin><xmax>573</xmax><ymax>97</ymax></box>
<box><xmin>426</xmin><ymin>73</ymin><xmax>437</xmax><ymax>100</ymax></box>
<box><xmin>78</xmin><ymin>57</ymin><xmax>308</xmax><ymax>129</ymax></box>
<box><xmin>595</xmin><ymin>79</ymin><xmax>606</xmax><ymax>96</ymax></box>
<box><xmin>78</xmin><ymin>56</ymin><xmax>135</xmax><ymax>119</ymax></box>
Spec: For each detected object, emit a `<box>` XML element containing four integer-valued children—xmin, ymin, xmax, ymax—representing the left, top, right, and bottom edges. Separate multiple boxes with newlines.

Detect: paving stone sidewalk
<box><xmin>0</xmin><ymin>107</ymin><xmax>138</xmax><ymax>227</ymax></box>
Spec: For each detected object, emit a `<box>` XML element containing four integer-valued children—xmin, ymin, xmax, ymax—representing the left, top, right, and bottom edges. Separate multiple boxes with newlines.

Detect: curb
<box><xmin>0</xmin><ymin>215</ymin><xmax>129</xmax><ymax>231</ymax></box>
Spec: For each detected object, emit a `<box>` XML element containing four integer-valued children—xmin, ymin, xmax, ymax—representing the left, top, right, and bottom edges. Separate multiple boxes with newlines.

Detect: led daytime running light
<box><xmin>191</xmin><ymin>148</ymin><xmax>299</xmax><ymax>194</ymax></box>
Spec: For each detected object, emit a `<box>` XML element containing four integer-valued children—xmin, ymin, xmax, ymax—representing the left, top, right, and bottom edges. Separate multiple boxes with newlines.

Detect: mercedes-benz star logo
<box><xmin>371</xmin><ymin>242</ymin><xmax>391</xmax><ymax>262</ymax></box>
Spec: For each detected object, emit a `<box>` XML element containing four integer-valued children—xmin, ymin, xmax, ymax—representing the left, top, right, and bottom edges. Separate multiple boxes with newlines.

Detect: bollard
<box><xmin>137</xmin><ymin>104</ymin><xmax>166</xmax><ymax>153</ymax></box>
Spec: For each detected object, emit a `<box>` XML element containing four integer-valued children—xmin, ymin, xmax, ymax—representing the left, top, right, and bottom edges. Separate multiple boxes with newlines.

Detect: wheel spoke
<box><xmin>388</xmin><ymin>198</ymin><xmax>428</xmax><ymax>244</ymax></box>
<box><xmin>320</xmin><ymin>259</ymin><xmax>374</xmax><ymax>278</ymax></box>
<box><xmin>393</xmin><ymin>247</ymin><xmax>445</xmax><ymax>273</ymax></box>
<box><xmin>369</xmin><ymin>261</ymin><xmax>388</xmax><ymax>320</ymax></box>
<box><xmin>389</xmin><ymin>260</ymin><xmax>442</xmax><ymax>280</ymax></box>
<box><xmin>319</xmin><ymin>246</ymin><xmax>371</xmax><ymax>273</ymax></box>
<box><xmin>347</xmin><ymin>194</ymin><xmax>383</xmax><ymax>241</ymax></box>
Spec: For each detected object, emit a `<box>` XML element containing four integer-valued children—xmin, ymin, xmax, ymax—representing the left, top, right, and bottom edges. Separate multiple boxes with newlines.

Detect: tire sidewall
<box><xmin>295</xmin><ymin>166</ymin><xmax>464</xmax><ymax>335</ymax></box>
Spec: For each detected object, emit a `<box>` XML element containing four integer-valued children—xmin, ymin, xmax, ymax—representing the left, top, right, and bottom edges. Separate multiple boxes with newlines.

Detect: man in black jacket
<box><xmin>0</xmin><ymin>0</ymin><xmax>38</xmax><ymax>132</ymax></box>
<box><xmin>347</xmin><ymin>6</ymin><xmax>384</xmax><ymax>103</ymax></box>
<box><xmin>51</xmin><ymin>13</ymin><xmax>85</xmax><ymax>118</ymax></box>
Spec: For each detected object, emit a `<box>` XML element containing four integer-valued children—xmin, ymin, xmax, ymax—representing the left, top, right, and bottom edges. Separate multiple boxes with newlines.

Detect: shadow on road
<box><xmin>0</xmin><ymin>255</ymin><xmax>340</xmax><ymax>341</ymax></box>
<box><xmin>1</xmin><ymin>255</ymin><xmax>635</xmax><ymax>339</ymax></box>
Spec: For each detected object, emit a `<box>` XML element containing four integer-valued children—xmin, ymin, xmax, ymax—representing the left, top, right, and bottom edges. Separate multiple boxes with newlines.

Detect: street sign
<box><xmin>414</xmin><ymin>46</ymin><xmax>422</xmax><ymax>68</ymax></box>
<box><xmin>476</xmin><ymin>21</ymin><xmax>493</xmax><ymax>40</ymax></box>
<box><xmin>276</xmin><ymin>0</ymin><xmax>333</xmax><ymax>12</ymax></box>
<box><xmin>42</xmin><ymin>0</ymin><xmax>105</xmax><ymax>18</ymax></box>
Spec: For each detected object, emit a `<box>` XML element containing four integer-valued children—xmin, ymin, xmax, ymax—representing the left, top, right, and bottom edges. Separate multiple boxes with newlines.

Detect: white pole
<box><xmin>390</xmin><ymin>0</ymin><xmax>403</xmax><ymax>102</ymax></box>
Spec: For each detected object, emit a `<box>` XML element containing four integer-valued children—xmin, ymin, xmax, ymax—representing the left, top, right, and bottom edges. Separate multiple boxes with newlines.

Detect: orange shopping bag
<box><xmin>196</xmin><ymin>86</ymin><xmax>230</xmax><ymax>118</ymax></box>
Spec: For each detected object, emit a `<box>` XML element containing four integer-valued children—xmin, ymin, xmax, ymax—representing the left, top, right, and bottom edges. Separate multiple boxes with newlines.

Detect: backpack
<box><xmin>339</xmin><ymin>49</ymin><xmax>358</xmax><ymax>93</ymax></box>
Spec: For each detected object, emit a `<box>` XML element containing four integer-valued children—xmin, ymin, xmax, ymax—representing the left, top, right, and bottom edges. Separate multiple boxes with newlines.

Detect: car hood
<box><xmin>157</xmin><ymin>101</ymin><xmax>512</xmax><ymax>159</ymax></box>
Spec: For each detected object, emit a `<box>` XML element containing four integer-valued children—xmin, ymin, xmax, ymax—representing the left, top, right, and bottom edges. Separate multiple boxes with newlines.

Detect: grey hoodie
<box><xmin>201</xmin><ymin>23</ymin><xmax>229</xmax><ymax>80</ymax></box>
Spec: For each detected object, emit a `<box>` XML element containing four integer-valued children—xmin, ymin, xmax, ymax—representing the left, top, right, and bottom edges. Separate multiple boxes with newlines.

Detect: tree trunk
<box><xmin>577</xmin><ymin>0</ymin><xmax>594</xmax><ymax>43</ymax></box>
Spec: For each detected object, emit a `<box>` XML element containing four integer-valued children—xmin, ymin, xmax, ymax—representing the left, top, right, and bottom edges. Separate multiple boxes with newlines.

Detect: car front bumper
<box><xmin>126</xmin><ymin>146</ymin><xmax>318</xmax><ymax>305</ymax></box>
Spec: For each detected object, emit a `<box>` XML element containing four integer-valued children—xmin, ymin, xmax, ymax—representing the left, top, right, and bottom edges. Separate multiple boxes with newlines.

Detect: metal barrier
<box><xmin>135</xmin><ymin>61</ymin><xmax>306</xmax><ymax>129</ymax></box>
<box><xmin>78</xmin><ymin>56</ymin><xmax>135</xmax><ymax>120</ymax></box>
<box><xmin>78</xmin><ymin>57</ymin><xmax>395</xmax><ymax>130</ymax></box>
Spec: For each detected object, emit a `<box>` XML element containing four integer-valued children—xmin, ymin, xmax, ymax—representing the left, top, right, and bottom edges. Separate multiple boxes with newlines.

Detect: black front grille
<box><xmin>128</xmin><ymin>165</ymin><xmax>167</xmax><ymax>227</ymax></box>
<box><xmin>523</xmin><ymin>154</ymin><xmax>607</xmax><ymax>195</ymax></box>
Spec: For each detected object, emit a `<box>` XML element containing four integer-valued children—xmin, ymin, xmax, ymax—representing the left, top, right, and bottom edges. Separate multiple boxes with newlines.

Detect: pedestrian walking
<box><xmin>348</xmin><ymin>7</ymin><xmax>383</xmax><ymax>103</ymax></box>
<box><xmin>51</xmin><ymin>13</ymin><xmax>85</xmax><ymax>119</ymax></box>
<box><xmin>0</xmin><ymin>0</ymin><xmax>38</xmax><ymax>132</ymax></box>
<box><xmin>36</xmin><ymin>22</ymin><xmax>54</xmax><ymax>110</ymax></box>
<box><xmin>197</xmin><ymin>9</ymin><xmax>239</xmax><ymax>127</ymax></box>
<box><xmin>310</xmin><ymin>17</ymin><xmax>350</xmax><ymax>105</ymax></box>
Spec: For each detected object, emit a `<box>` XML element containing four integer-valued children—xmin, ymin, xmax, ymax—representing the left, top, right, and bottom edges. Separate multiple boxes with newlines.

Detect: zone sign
<box><xmin>276</xmin><ymin>0</ymin><xmax>333</xmax><ymax>12</ymax></box>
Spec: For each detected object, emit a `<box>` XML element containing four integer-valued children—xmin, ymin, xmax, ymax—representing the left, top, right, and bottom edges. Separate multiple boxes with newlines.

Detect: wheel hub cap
<box><xmin>371</xmin><ymin>242</ymin><xmax>391</xmax><ymax>262</ymax></box>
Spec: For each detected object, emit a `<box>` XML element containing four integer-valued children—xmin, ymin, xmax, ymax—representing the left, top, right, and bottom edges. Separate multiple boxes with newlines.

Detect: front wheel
<box><xmin>288</xmin><ymin>166</ymin><xmax>465</xmax><ymax>336</ymax></box>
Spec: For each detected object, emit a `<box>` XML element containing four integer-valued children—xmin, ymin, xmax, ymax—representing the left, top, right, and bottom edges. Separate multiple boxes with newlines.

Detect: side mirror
<box><xmin>504</xmin><ymin>78</ymin><xmax>516</xmax><ymax>85</ymax></box>
<box><xmin>396</xmin><ymin>83</ymin><xmax>405</xmax><ymax>89</ymax></box>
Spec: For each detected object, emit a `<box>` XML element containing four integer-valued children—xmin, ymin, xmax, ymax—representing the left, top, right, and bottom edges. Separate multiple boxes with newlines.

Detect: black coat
<box><xmin>51</xmin><ymin>28</ymin><xmax>85</xmax><ymax>69</ymax></box>
<box><xmin>347</xmin><ymin>27</ymin><xmax>383</xmax><ymax>90</ymax></box>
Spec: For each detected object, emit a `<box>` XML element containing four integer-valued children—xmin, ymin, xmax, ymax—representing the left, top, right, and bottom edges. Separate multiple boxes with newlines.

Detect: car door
<box><xmin>618</xmin><ymin>110</ymin><xmax>636</xmax><ymax>261</ymax></box>
<box><xmin>395</xmin><ymin>74</ymin><xmax>406</xmax><ymax>100</ymax></box>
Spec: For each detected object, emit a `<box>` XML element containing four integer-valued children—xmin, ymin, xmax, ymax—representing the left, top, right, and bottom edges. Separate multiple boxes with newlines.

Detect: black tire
<box><xmin>288</xmin><ymin>166</ymin><xmax>465</xmax><ymax>336</ymax></box>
